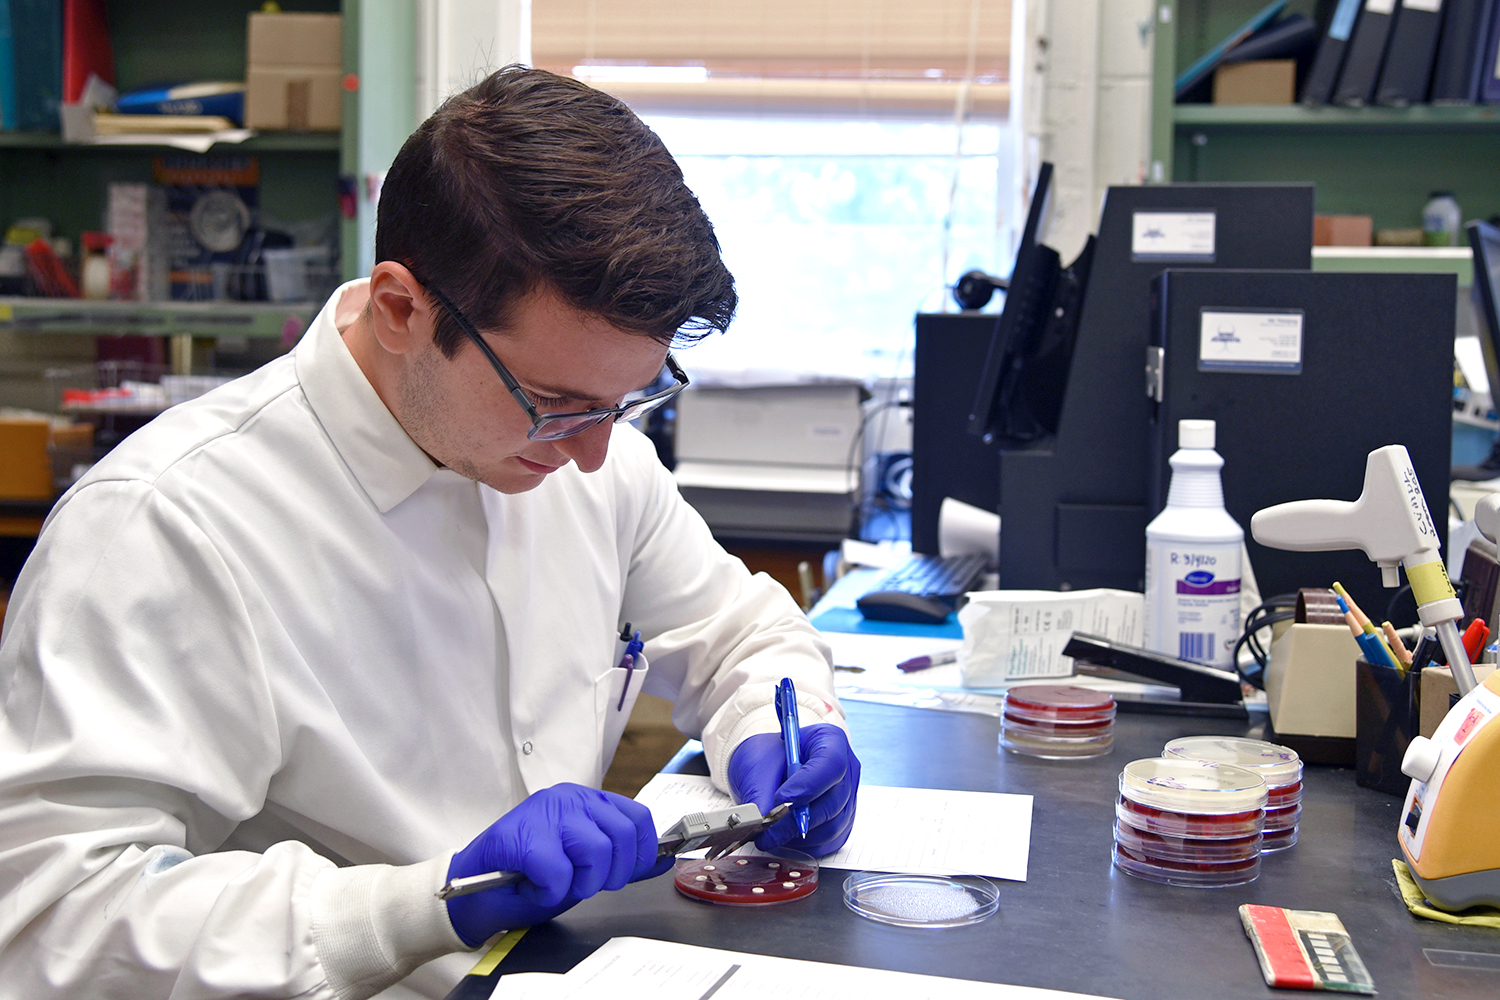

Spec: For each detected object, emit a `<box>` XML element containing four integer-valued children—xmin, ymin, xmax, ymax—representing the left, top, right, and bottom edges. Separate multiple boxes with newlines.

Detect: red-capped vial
<box><xmin>1162</xmin><ymin>736</ymin><xmax>1302</xmax><ymax>853</ymax></box>
<box><xmin>1001</xmin><ymin>685</ymin><xmax>1116</xmax><ymax>759</ymax></box>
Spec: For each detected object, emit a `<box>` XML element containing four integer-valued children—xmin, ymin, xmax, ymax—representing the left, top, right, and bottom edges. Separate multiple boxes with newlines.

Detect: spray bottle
<box><xmin>1144</xmin><ymin>419</ymin><xmax>1244</xmax><ymax>669</ymax></box>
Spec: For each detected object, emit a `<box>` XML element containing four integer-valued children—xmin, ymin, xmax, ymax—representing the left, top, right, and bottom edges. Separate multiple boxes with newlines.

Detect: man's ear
<box><xmin>366</xmin><ymin>262</ymin><xmax>433</xmax><ymax>356</ymax></box>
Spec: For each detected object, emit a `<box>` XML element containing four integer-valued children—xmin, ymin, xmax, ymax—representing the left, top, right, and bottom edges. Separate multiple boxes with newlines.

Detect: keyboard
<box><xmin>855</xmin><ymin>553</ymin><xmax>989</xmax><ymax>624</ymax></box>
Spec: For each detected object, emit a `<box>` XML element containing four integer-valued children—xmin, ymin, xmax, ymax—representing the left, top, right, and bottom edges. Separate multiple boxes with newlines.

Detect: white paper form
<box><xmin>636</xmin><ymin>773</ymin><xmax>1033</xmax><ymax>881</ymax></box>
<box><xmin>824</xmin><ymin>628</ymin><xmax>1178</xmax><ymax>718</ymax></box>
<box><xmin>540</xmin><ymin>937</ymin><xmax>1120</xmax><ymax>1000</ymax></box>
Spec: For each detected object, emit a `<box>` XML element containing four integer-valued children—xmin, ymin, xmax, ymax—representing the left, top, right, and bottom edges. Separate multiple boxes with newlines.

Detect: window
<box><xmin>532</xmin><ymin>0</ymin><xmax>1015</xmax><ymax>381</ymax></box>
<box><xmin>643</xmin><ymin>112</ymin><xmax>1011</xmax><ymax>382</ymax></box>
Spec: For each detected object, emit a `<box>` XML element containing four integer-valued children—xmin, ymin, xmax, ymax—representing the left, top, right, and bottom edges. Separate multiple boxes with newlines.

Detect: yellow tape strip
<box><xmin>1407</xmin><ymin>560</ymin><xmax>1456</xmax><ymax>608</ymax></box>
<box><xmin>467</xmin><ymin>927</ymin><xmax>529</xmax><ymax>978</ymax></box>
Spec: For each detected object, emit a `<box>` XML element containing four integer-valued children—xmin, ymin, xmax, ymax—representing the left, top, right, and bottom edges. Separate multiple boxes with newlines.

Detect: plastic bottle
<box><xmin>1143</xmin><ymin>419</ymin><xmax>1243</xmax><ymax>670</ymax></box>
<box><xmin>1422</xmin><ymin>192</ymin><xmax>1461</xmax><ymax>247</ymax></box>
<box><xmin>80</xmin><ymin>231</ymin><xmax>112</xmax><ymax>300</ymax></box>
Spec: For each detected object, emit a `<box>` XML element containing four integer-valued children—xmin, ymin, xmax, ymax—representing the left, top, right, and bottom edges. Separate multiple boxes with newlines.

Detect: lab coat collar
<box><xmin>296</xmin><ymin>279</ymin><xmax>439</xmax><ymax>513</ymax></box>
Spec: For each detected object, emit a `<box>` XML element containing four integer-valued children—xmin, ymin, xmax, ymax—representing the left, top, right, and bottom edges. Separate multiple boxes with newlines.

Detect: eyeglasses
<box><xmin>420</xmin><ymin>281</ymin><xmax>690</xmax><ymax>442</ymax></box>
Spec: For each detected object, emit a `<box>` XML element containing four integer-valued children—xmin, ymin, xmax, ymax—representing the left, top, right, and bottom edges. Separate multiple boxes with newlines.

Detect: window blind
<box><xmin>531</xmin><ymin>0</ymin><xmax>1011</xmax><ymax>117</ymax></box>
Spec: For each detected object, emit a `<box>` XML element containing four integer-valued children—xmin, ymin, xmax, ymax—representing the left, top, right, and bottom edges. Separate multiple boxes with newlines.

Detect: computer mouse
<box><xmin>855</xmin><ymin>590</ymin><xmax>955</xmax><ymax>625</ymax></box>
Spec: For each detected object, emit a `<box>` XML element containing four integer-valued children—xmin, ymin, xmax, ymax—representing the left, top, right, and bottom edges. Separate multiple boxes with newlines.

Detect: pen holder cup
<box><xmin>1354</xmin><ymin>657</ymin><xmax>1417</xmax><ymax>797</ymax></box>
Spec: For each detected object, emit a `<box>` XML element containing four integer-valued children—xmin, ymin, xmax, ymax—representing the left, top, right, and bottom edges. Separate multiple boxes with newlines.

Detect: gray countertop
<box><xmin>494</xmin><ymin>700</ymin><xmax>1497</xmax><ymax>999</ymax></box>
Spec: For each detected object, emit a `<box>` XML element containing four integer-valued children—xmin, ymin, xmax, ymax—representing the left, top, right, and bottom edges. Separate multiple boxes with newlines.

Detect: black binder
<box><xmin>1303</xmin><ymin>0</ymin><xmax>1367</xmax><ymax>103</ymax></box>
<box><xmin>1376</xmin><ymin>0</ymin><xmax>1446</xmax><ymax>105</ymax></box>
<box><xmin>1431</xmin><ymin>0</ymin><xmax>1497</xmax><ymax>102</ymax></box>
<box><xmin>1485</xmin><ymin>1</ymin><xmax>1500</xmax><ymax>100</ymax></box>
<box><xmin>1148</xmin><ymin>269</ymin><xmax>1454</xmax><ymax>600</ymax></box>
<box><xmin>1334</xmin><ymin>0</ymin><xmax>1401</xmax><ymax>105</ymax></box>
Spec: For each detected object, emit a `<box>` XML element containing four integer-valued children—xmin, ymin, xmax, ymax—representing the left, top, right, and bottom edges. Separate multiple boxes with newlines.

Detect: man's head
<box><xmin>351</xmin><ymin>66</ymin><xmax>735</xmax><ymax>494</ymax></box>
<box><xmin>376</xmin><ymin>64</ymin><xmax>736</xmax><ymax>355</ymax></box>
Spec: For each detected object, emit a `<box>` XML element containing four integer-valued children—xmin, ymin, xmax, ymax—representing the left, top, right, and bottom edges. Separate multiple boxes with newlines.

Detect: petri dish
<box><xmin>1001</xmin><ymin>685</ymin><xmax>1116</xmax><ymax>759</ymax></box>
<box><xmin>1112</xmin><ymin>842</ymin><xmax>1262</xmax><ymax>887</ymax></box>
<box><xmin>1112</xmin><ymin>820</ymin><xmax>1262</xmax><ymax>864</ymax></box>
<box><xmin>674</xmin><ymin>851</ymin><xmax>818</xmax><ymax>905</ymax></box>
<box><xmin>1114</xmin><ymin>757</ymin><xmax>1267</xmax><ymax>887</ymax></box>
<box><xmin>1005</xmin><ymin>684</ymin><xmax>1117</xmax><ymax>717</ymax></box>
<box><xmin>1260</xmin><ymin>826</ymin><xmax>1299</xmax><ymax>852</ymax></box>
<box><xmin>842</xmin><ymin>871</ymin><xmax>999</xmax><ymax>928</ymax></box>
<box><xmin>1162</xmin><ymin>738</ymin><xmax>1302</xmax><ymax>853</ymax></box>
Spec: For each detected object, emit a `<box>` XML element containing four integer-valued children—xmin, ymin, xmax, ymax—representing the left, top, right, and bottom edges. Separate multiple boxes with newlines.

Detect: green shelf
<box><xmin>1311</xmin><ymin>246</ymin><xmax>1472</xmax><ymax>285</ymax></box>
<box><xmin>1174</xmin><ymin>103</ymin><xmax>1500</xmax><ymax>131</ymax></box>
<box><xmin>0</xmin><ymin>131</ymin><xmax>341</xmax><ymax>152</ymax></box>
<box><xmin>0</xmin><ymin>298</ymin><xmax>316</xmax><ymax>339</ymax></box>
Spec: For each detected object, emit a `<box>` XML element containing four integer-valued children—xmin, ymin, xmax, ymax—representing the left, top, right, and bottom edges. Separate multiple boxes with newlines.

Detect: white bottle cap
<box><xmin>1178</xmin><ymin>419</ymin><xmax>1216</xmax><ymax>450</ymax></box>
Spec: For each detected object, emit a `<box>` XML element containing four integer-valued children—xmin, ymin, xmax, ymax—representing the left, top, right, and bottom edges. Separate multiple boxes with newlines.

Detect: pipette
<box><xmin>1250</xmin><ymin>445</ymin><xmax>1478</xmax><ymax>695</ymax></box>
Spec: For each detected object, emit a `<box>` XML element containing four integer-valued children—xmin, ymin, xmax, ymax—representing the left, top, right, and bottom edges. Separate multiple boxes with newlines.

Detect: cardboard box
<box><xmin>1314</xmin><ymin>214</ymin><xmax>1374</xmax><ymax>247</ymax></box>
<box><xmin>245</xmin><ymin>13</ymin><xmax>342</xmax><ymax>131</ymax></box>
<box><xmin>1420</xmin><ymin>664</ymin><xmax>1499</xmax><ymax>738</ymax></box>
<box><xmin>0</xmin><ymin>420</ymin><xmax>54</xmax><ymax>500</ymax></box>
<box><xmin>1213</xmin><ymin>60</ymin><xmax>1296</xmax><ymax>105</ymax></box>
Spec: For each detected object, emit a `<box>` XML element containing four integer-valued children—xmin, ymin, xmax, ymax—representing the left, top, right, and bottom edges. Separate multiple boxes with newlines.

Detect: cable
<box><xmin>1231</xmin><ymin>593</ymin><xmax>1300</xmax><ymax>689</ymax></box>
<box><xmin>844</xmin><ymin>398</ymin><xmax>912</xmax><ymax>539</ymax></box>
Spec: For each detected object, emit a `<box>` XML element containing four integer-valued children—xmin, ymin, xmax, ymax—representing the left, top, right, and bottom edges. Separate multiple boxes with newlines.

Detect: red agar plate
<box><xmin>674</xmin><ymin>852</ymin><xmax>818</xmax><ymax>905</ymax></box>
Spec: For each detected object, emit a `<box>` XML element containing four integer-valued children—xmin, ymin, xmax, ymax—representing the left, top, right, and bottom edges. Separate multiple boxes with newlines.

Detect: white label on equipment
<box><xmin>1366</xmin><ymin>0</ymin><xmax>1397</xmax><ymax>15</ymax></box>
<box><xmin>1402</xmin><ymin>0</ymin><xmax>1440</xmax><ymax>13</ymax></box>
<box><xmin>1198</xmin><ymin>310</ymin><xmax>1304</xmax><ymax>373</ymax></box>
<box><xmin>1132</xmin><ymin>211</ymin><xmax>1216</xmax><ymax>260</ymax></box>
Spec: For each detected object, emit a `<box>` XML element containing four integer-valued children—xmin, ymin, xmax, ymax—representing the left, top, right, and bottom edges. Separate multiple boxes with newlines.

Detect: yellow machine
<box><xmin>1398</xmin><ymin>670</ymin><xmax>1500</xmax><ymax>910</ymax></box>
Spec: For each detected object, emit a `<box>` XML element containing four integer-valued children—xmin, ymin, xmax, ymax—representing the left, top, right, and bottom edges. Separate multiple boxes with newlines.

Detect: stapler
<box><xmin>1394</xmin><ymin>491</ymin><xmax>1500</xmax><ymax>911</ymax></box>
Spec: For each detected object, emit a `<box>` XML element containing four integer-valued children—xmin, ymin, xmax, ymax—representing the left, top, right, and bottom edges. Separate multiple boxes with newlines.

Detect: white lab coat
<box><xmin>0</xmin><ymin>282</ymin><xmax>842</xmax><ymax>999</ymax></box>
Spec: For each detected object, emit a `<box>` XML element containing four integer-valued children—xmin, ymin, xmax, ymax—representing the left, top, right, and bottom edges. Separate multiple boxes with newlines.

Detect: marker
<box><xmin>898</xmin><ymin>650</ymin><xmax>959</xmax><ymax>673</ymax></box>
<box><xmin>1462</xmin><ymin>618</ymin><xmax>1489</xmax><ymax>663</ymax></box>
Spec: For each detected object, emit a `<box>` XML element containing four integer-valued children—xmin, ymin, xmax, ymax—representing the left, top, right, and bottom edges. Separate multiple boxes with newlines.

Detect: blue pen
<box><xmin>775</xmin><ymin>677</ymin><xmax>810</xmax><ymax>839</ymax></box>
<box><xmin>616</xmin><ymin>628</ymin><xmax>644</xmax><ymax>711</ymax></box>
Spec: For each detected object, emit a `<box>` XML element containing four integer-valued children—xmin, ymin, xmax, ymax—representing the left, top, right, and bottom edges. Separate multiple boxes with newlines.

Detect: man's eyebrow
<box><xmin>518</xmin><ymin>371</ymin><xmax>659</xmax><ymax>403</ymax></box>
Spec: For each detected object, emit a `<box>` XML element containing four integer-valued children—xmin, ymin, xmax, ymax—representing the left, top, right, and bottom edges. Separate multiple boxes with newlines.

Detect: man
<box><xmin>0</xmin><ymin>67</ymin><xmax>859</xmax><ymax>998</ymax></box>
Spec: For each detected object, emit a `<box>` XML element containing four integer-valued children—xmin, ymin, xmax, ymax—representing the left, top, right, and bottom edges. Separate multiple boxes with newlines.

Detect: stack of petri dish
<box><xmin>1113</xmin><ymin>757</ymin><xmax>1267</xmax><ymax>887</ymax></box>
<box><xmin>1000</xmin><ymin>685</ymin><xmax>1116</xmax><ymax>759</ymax></box>
<box><xmin>1162</xmin><ymin>736</ymin><xmax>1303</xmax><ymax>851</ymax></box>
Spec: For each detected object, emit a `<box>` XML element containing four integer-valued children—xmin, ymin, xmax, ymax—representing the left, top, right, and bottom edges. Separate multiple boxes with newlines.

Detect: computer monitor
<box><xmin>1467</xmin><ymin>220</ymin><xmax>1500</xmax><ymax>393</ymax></box>
<box><xmin>966</xmin><ymin>161</ymin><xmax>1096</xmax><ymax>446</ymax></box>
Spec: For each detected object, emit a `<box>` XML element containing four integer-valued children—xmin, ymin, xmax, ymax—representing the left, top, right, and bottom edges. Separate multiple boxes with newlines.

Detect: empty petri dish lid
<box><xmin>842</xmin><ymin>871</ymin><xmax>999</xmax><ymax>928</ymax></box>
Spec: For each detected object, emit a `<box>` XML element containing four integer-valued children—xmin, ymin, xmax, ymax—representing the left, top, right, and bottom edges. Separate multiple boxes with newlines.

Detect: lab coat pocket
<box><xmin>593</xmin><ymin>654</ymin><xmax>649</xmax><ymax>786</ymax></box>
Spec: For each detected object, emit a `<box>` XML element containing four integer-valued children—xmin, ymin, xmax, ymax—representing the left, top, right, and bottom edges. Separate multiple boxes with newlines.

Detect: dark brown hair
<box><xmin>376</xmin><ymin>65</ymin><xmax>737</xmax><ymax>356</ymax></box>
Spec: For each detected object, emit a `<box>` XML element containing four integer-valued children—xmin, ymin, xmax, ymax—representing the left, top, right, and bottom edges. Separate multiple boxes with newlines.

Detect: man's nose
<box><xmin>552</xmin><ymin>419</ymin><xmax>614</xmax><ymax>473</ymax></box>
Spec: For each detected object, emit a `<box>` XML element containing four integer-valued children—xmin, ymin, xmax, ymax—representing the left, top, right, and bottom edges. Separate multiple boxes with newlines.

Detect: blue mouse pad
<box><xmin>808</xmin><ymin>607</ymin><xmax>964</xmax><ymax>639</ymax></box>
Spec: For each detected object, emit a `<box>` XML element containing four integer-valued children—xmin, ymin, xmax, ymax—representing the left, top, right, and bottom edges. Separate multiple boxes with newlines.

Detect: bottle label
<box><xmin>1144</xmin><ymin>541</ymin><xmax>1242</xmax><ymax>670</ymax></box>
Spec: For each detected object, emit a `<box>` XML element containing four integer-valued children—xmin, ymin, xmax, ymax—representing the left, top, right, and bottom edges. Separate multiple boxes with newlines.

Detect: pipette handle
<box><xmin>1435</xmin><ymin>619</ymin><xmax>1480</xmax><ymax>696</ymax></box>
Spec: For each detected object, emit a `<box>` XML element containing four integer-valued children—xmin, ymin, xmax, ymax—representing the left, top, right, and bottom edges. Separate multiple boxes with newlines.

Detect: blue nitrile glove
<box><xmin>445</xmin><ymin>783</ymin><xmax>674</xmax><ymax>947</ymax></box>
<box><xmin>727</xmin><ymin>723</ymin><xmax>861</xmax><ymax>857</ymax></box>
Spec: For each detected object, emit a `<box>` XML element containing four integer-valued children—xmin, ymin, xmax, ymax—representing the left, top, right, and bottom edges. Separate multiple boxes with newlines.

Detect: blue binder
<box><xmin>8</xmin><ymin>0</ymin><xmax>62</xmax><ymax>131</ymax></box>
<box><xmin>0</xmin><ymin>0</ymin><xmax>17</xmax><ymax>128</ymax></box>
